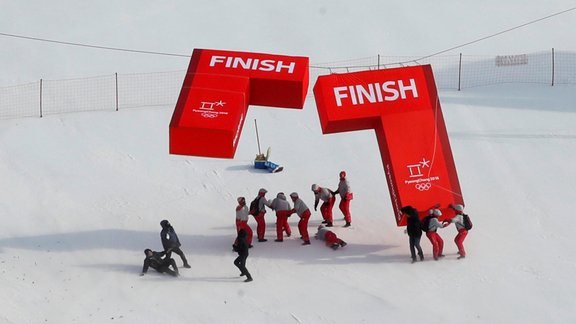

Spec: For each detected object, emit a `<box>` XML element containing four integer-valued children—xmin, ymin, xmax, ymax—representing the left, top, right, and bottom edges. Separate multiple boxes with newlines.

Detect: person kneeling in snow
<box><xmin>140</xmin><ymin>249</ymin><xmax>179</xmax><ymax>277</ymax></box>
<box><xmin>315</xmin><ymin>225</ymin><xmax>347</xmax><ymax>250</ymax></box>
<box><xmin>254</xmin><ymin>147</ymin><xmax>283</xmax><ymax>173</ymax></box>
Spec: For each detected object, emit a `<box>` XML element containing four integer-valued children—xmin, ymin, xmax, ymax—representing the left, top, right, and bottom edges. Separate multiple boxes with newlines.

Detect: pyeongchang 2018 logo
<box><xmin>404</xmin><ymin>157</ymin><xmax>440</xmax><ymax>191</ymax></box>
<box><xmin>192</xmin><ymin>100</ymin><xmax>229</xmax><ymax>119</ymax></box>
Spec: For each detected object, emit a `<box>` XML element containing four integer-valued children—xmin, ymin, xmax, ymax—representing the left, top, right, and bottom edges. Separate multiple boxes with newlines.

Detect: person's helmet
<box><xmin>237</xmin><ymin>197</ymin><xmax>245</xmax><ymax>204</ymax></box>
<box><xmin>311</xmin><ymin>184</ymin><xmax>320</xmax><ymax>192</ymax></box>
<box><xmin>450</xmin><ymin>204</ymin><xmax>464</xmax><ymax>212</ymax></box>
<box><xmin>258</xmin><ymin>188</ymin><xmax>267</xmax><ymax>195</ymax></box>
<box><xmin>160</xmin><ymin>220</ymin><xmax>170</xmax><ymax>228</ymax></box>
<box><xmin>339</xmin><ymin>171</ymin><xmax>347</xmax><ymax>178</ymax></box>
<box><xmin>290</xmin><ymin>192</ymin><xmax>299</xmax><ymax>199</ymax></box>
<box><xmin>144</xmin><ymin>248</ymin><xmax>152</xmax><ymax>255</ymax></box>
<box><xmin>429</xmin><ymin>209</ymin><xmax>442</xmax><ymax>217</ymax></box>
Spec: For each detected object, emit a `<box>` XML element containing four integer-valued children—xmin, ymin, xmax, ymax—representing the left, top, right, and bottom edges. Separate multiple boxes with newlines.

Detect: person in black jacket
<box><xmin>160</xmin><ymin>220</ymin><xmax>191</xmax><ymax>268</ymax></box>
<box><xmin>401</xmin><ymin>205</ymin><xmax>424</xmax><ymax>263</ymax></box>
<box><xmin>233</xmin><ymin>229</ymin><xmax>253</xmax><ymax>282</ymax></box>
<box><xmin>140</xmin><ymin>249</ymin><xmax>179</xmax><ymax>277</ymax></box>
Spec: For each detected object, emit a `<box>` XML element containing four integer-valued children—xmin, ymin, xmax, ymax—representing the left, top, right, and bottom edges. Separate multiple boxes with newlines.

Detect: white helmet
<box><xmin>311</xmin><ymin>184</ymin><xmax>319</xmax><ymax>192</ymax></box>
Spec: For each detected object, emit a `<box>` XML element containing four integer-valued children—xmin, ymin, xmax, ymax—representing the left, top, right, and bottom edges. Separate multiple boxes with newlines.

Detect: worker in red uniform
<box><xmin>424</xmin><ymin>208</ymin><xmax>448</xmax><ymax>260</ymax></box>
<box><xmin>334</xmin><ymin>170</ymin><xmax>353</xmax><ymax>227</ymax></box>
<box><xmin>235</xmin><ymin>197</ymin><xmax>253</xmax><ymax>247</ymax></box>
<box><xmin>315</xmin><ymin>225</ymin><xmax>347</xmax><ymax>250</ymax></box>
<box><xmin>289</xmin><ymin>192</ymin><xmax>312</xmax><ymax>245</ymax></box>
<box><xmin>311</xmin><ymin>183</ymin><xmax>335</xmax><ymax>227</ymax></box>
<box><xmin>269</xmin><ymin>192</ymin><xmax>292</xmax><ymax>242</ymax></box>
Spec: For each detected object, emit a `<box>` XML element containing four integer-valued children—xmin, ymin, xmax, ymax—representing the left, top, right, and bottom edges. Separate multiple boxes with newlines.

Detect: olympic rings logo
<box><xmin>415</xmin><ymin>183</ymin><xmax>431</xmax><ymax>191</ymax></box>
<box><xmin>201</xmin><ymin>112</ymin><xmax>218</xmax><ymax>118</ymax></box>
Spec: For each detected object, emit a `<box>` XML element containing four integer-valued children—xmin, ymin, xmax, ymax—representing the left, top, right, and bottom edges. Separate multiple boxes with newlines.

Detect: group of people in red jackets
<box><xmin>402</xmin><ymin>204</ymin><xmax>470</xmax><ymax>263</ymax></box>
<box><xmin>235</xmin><ymin>170</ymin><xmax>353</xmax><ymax>248</ymax></box>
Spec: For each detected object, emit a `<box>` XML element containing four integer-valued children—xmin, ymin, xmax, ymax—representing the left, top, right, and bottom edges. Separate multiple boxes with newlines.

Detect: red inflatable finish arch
<box><xmin>170</xmin><ymin>49</ymin><xmax>309</xmax><ymax>158</ymax></box>
<box><xmin>313</xmin><ymin>65</ymin><xmax>464</xmax><ymax>225</ymax></box>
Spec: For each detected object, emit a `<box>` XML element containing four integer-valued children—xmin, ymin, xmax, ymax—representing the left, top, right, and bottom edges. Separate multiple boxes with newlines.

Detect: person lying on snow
<box><xmin>140</xmin><ymin>249</ymin><xmax>179</xmax><ymax>277</ymax></box>
<box><xmin>315</xmin><ymin>225</ymin><xmax>347</xmax><ymax>250</ymax></box>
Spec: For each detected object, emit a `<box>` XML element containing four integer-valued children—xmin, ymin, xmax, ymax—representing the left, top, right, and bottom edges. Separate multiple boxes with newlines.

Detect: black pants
<box><xmin>157</xmin><ymin>258</ymin><xmax>179</xmax><ymax>277</ymax></box>
<box><xmin>166</xmin><ymin>247</ymin><xmax>189</xmax><ymax>266</ymax></box>
<box><xmin>234</xmin><ymin>255</ymin><xmax>251</xmax><ymax>279</ymax></box>
<box><xmin>409</xmin><ymin>236</ymin><xmax>424</xmax><ymax>260</ymax></box>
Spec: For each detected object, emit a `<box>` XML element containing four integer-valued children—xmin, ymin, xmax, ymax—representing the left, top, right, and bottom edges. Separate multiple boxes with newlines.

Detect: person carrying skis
<box><xmin>315</xmin><ymin>224</ymin><xmax>347</xmax><ymax>250</ymax></box>
<box><xmin>253</xmin><ymin>188</ymin><xmax>272</xmax><ymax>242</ymax></box>
<box><xmin>235</xmin><ymin>197</ymin><xmax>253</xmax><ymax>247</ymax></box>
<box><xmin>233</xmin><ymin>229</ymin><xmax>253</xmax><ymax>282</ymax></box>
<box><xmin>311</xmin><ymin>183</ymin><xmax>336</xmax><ymax>227</ymax></box>
<box><xmin>334</xmin><ymin>170</ymin><xmax>353</xmax><ymax>227</ymax></box>
<box><xmin>401</xmin><ymin>205</ymin><xmax>424</xmax><ymax>263</ymax></box>
<box><xmin>140</xmin><ymin>249</ymin><xmax>179</xmax><ymax>277</ymax></box>
<box><xmin>444</xmin><ymin>204</ymin><xmax>469</xmax><ymax>259</ymax></box>
<box><xmin>425</xmin><ymin>209</ymin><xmax>448</xmax><ymax>260</ymax></box>
<box><xmin>269</xmin><ymin>192</ymin><xmax>292</xmax><ymax>242</ymax></box>
<box><xmin>160</xmin><ymin>220</ymin><xmax>191</xmax><ymax>268</ymax></box>
<box><xmin>289</xmin><ymin>192</ymin><xmax>312</xmax><ymax>245</ymax></box>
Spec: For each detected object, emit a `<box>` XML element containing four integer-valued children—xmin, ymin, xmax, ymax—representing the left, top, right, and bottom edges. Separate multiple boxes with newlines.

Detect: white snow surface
<box><xmin>2</xmin><ymin>1</ymin><xmax>576</xmax><ymax>323</ymax></box>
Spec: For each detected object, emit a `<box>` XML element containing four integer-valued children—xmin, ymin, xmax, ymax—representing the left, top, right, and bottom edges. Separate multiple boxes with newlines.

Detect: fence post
<box><xmin>551</xmin><ymin>48</ymin><xmax>555</xmax><ymax>86</ymax></box>
<box><xmin>457</xmin><ymin>53</ymin><xmax>462</xmax><ymax>91</ymax></box>
<box><xmin>115</xmin><ymin>73</ymin><xmax>119</xmax><ymax>111</ymax></box>
<box><xmin>39</xmin><ymin>79</ymin><xmax>43</xmax><ymax>117</ymax></box>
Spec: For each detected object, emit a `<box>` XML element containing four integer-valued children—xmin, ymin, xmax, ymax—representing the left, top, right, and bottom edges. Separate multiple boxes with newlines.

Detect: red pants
<box><xmin>320</xmin><ymin>196</ymin><xmax>336</xmax><ymax>224</ymax></box>
<box><xmin>455</xmin><ymin>229</ymin><xmax>468</xmax><ymax>257</ymax></box>
<box><xmin>339</xmin><ymin>198</ymin><xmax>351</xmax><ymax>223</ymax></box>
<box><xmin>426</xmin><ymin>231</ymin><xmax>444</xmax><ymax>258</ymax></box>
<box><xmin>298</xmin><ymin>209</ymin><xmax>311</xmax><ymax>241</ymax></box>
<box><xmin>254</xmin><ymin>212</ymin><xmax>266</xmax><ymax>240</ymax></box>
<box><xmin>276</xmin><ymin>211</ymin><xmax>292</xmax><ymax>240</ymax></box>
<box><xmin>324</xmin><ymin>231</ymin><xmax>340</xmax><ymax>247</ymax></box>
<box><xmin>236</xmin><ymin>220</ymin><xmax>253</xmax><ymax>245</ymax></box>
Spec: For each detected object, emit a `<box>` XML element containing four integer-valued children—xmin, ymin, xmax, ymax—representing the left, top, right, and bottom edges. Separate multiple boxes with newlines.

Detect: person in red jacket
<box><xmin>311</xmin><ymin>183</ymin><xmax>336</xmax><ymax>227</ymax></box>
<box><xmin>289</xmin><ymin>192</ymin><xmax>312</xmax><ymax>245</ymax></box>
<box><xmin>315</xmin><ymin>225</ymin><xmax>347</xmax><ymax>250</ymax></box>
<box><xmin>235</xmin><ymin>197</ymin><xmax>253</xmax><ymax>247</ymax></box>
<box><xmin>425</xmin><ymin>208</ymin><xmax>448</xmax><ymax>260</ymax></box>
<box><xmin>253</xmin><ymin>188</ymin><xmax>272</xmax><ymax>242</ymax></box>
<box><xmin>334</xmin><ymin>170</ymin><xmax>353</xmax><ymax>227</ymax></box>
<box><xmin>444</xmin><ymin>204</ymin><xmax>468</xmax><ymax>259</ymax></box>
<box><xmin>269</xmin><ymin>192</ymin><xmax>292</xmax><ymax>242</ymax></box>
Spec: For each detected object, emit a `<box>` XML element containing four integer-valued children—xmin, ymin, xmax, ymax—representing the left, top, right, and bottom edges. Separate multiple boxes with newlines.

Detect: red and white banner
<box><xmin>313</xmin><ymin>65</ymin><xmax>463</xmax><ymax>225</ymax></box>
<box><xmin>170</xmin><ymin>49</ymin><xmax>309</xmax><ymax>158</ymax></box>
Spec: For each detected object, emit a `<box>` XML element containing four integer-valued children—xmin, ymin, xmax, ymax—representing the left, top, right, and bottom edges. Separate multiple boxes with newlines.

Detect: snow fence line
<box><xmin>1</xmin><ymin>49</ymin><xmax>575</xmax><ymax>120</ymax></box>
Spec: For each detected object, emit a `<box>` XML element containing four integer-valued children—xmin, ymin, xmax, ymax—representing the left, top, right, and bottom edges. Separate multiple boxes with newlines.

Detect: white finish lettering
<box><xmin>209</xmin><ymin>55</ymin><xmax>227</xmax><ymax>67</ymax></box>
<box><xmin>334</xmin><ymin>86</ymin><xmax>349</xmax><ymax>107</ymax></box>
<box><xmin>275</xmin><ymin>60</ymin><xmax>296</xmax><ymax>73</ymax></box>
<box><xmin>333</xmin><ymin>79</ymin><xmax>419</xmax><ymax>107</ymax></box>
<box><xmin>208</xmin><ymin>55</ymin><xmax>296</xmax><ymax>74</ymax></box>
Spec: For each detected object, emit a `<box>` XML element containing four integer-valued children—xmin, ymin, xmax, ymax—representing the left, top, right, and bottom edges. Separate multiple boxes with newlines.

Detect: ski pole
<box><xmin>254</xmin><ymin>119</ymin><xmax>262</xmax><ymax>155</ymax></box>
